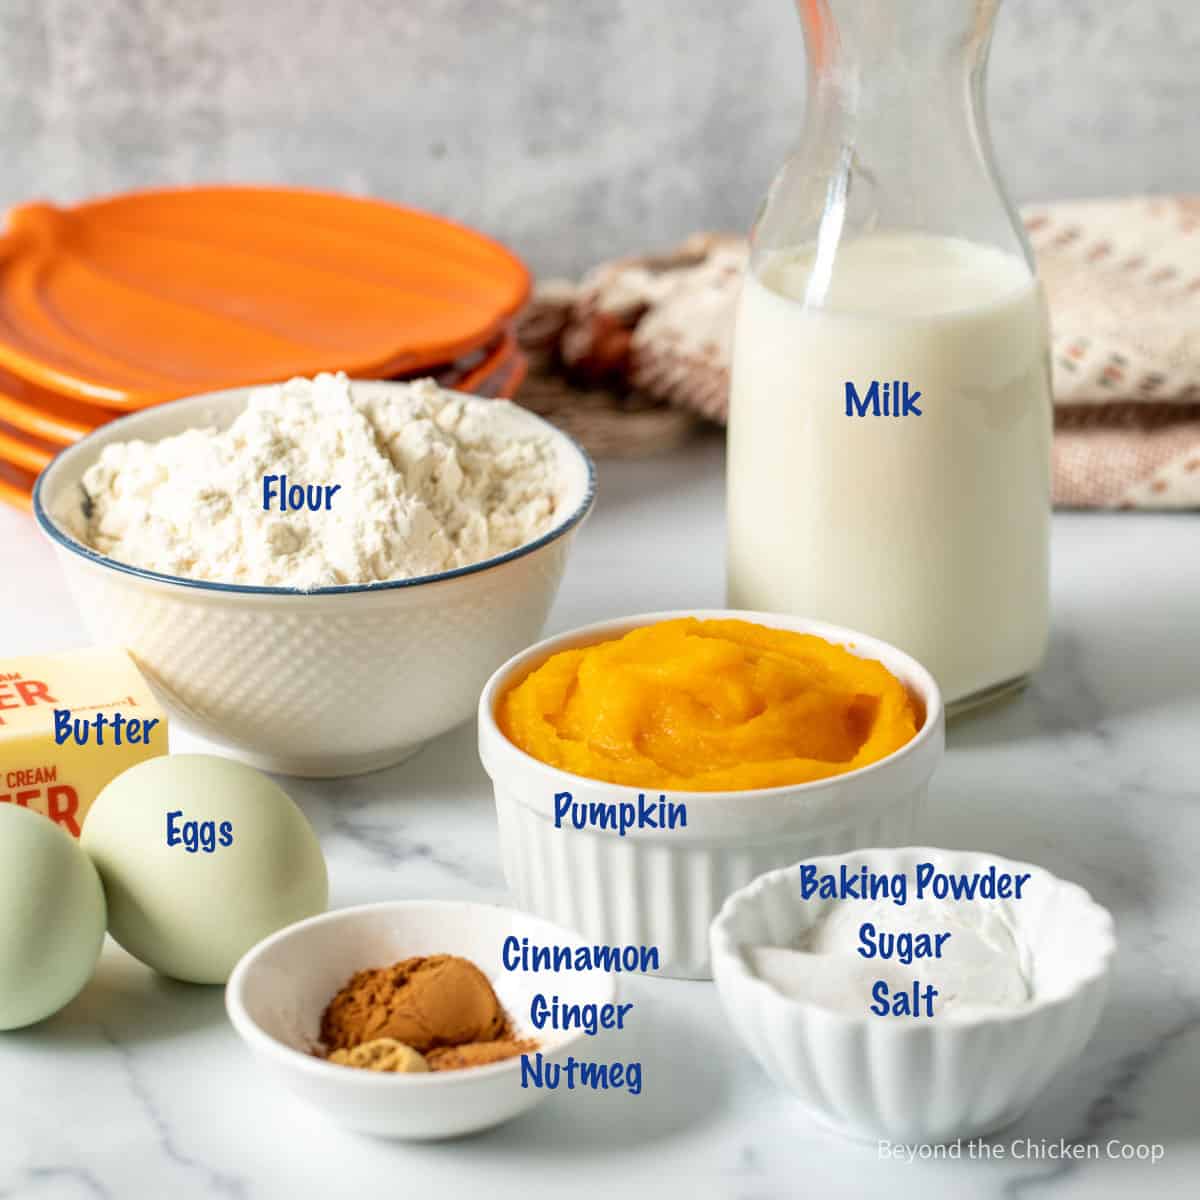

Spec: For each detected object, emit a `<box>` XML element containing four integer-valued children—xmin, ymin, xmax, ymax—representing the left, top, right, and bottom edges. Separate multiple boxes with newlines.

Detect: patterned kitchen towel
<box><xmin>519</xmin><ymin>199</ymin><xmax>1200</xmax><ymax>508</ymax></box>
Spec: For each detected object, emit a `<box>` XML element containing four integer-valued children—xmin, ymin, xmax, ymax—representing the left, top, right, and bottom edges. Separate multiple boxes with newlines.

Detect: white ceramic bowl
<box><xmin>226</xmin><ymin>900</ymin><xmax>618</xmax><ymax>1140</ymax></box>
<box><xmin>33</xmin><ymin>383</ymin><xmax>594</xmax><ymax>777</ymax></box>
<box><xmin>710</xmin><ymin>846</ymin><xmax>1116</xmax><ymax>1144</ymax></box>
<box><xmin>478</xmin><ymin>610</ymin><xmax>944</xmax><ymax>980</ymax></box>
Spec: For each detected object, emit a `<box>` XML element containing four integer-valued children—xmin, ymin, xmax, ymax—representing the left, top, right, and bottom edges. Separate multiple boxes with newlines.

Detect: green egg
<box><xmin>0</xmin><ymin>804</ymin><xmax>106</xmax><ymax>1030</ymax></box>
<box><xmin>82</xmin><ymin>754</ymin><xmax>328</xmax><ymax>985</ymax></box>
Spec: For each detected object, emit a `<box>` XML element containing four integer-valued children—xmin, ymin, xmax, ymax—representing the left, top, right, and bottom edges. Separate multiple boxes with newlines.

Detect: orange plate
<box><xmin>441</xmin><ymin>330</ymin><xmax>516</xmax><ymax>393</ymax></box>
<box><xmin>490</xmin><ymin>351</ymin><xmax>529</xmax><ymax>399</ymax></box>
<box><xmin>0</xmin><ymin>329</ymin><xmax>517</xmax><ymax>448</ymax></box>
<box><xmin>0</xmin><ymin>186</ymin><xmax>531</xmax><ymax>409</ymax></box>
<box><xmin>0</xmin><ymin>421</ymin><xmax>55</xmax><ymax>473</ymax></box>
<box><xmin>0</xmin><ymin>367</ymin><xmax>101</xmax><ymax>444</ymax></box>
<box><xmin>0</xmin><ymin>459</ymin><xmax>33</xmax><ymax>510</ymax></box>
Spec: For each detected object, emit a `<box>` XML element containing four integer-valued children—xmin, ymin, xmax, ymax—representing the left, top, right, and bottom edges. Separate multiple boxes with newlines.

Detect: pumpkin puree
<box><xmin>497</xmin><ymin>618</ymin><xmax>920</xmax><ymax>791</ymax></box>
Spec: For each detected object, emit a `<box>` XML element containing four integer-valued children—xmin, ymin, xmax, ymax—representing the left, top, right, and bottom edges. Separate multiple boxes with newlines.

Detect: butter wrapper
<box><xmin>0</xmin><ymin>648</ymin><xmax>168</xmax><ymax>836</ymax></box>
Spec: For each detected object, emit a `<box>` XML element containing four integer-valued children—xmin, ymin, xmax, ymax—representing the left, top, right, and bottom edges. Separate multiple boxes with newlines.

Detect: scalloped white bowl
<box><xmin>710</xmin><ymin>846</ymin><xmax>1116</xmax><ymax>1144</ymax></box>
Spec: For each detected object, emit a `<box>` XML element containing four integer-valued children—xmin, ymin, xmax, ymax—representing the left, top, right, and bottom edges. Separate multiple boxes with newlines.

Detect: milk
<box><xmin>727</xmin><ymin>233</ymin><xmax>1052</xmax><ymax>705</ymax></box>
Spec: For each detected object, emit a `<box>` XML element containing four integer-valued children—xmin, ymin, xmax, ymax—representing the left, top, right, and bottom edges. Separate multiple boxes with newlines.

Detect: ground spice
<box><xmin>426</xmin><ymin>1039</ymin><xmax>539</xmax><ymax>1071</ymax></box>
<box><xmin>328</xmin><ymin>1038</ymin><xmax>429</xmax><ymax>1072</ymax></box>
<box><xmin>319</xmin><ymin>953</ymin><xmax>537</xmax><ymax>1073</ymax></box>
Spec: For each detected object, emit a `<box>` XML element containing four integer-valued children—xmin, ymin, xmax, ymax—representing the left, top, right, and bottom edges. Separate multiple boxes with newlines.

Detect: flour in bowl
<box><xmin>67</xmin><ymin>374</ymin><xmax>568</xmax><ymax>589</ymax></box>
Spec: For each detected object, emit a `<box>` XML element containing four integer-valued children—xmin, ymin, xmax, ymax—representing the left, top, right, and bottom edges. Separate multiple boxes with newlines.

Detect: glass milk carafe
<box><xmin>727</xmin><ymin>0</ymin><xmax>1052</xmax><ymax>711</ymax></box>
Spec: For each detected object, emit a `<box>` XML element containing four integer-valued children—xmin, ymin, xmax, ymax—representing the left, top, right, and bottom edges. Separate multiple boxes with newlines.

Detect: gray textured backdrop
<box><xmin>1</xmin><ymin>0</ymin><xmax>1196</xmax><ymax>276</ymax></box>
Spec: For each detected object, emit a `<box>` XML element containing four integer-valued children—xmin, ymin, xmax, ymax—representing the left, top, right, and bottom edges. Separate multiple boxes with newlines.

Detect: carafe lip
<box><xmin>797</xmin><ymin>0</ymin><xmax>1003</xmax><ymax>65</ymax></box>
<box><xmin>793</xmin><ymin>0</ymin><xmax>1003</xmax><ymax>107</ymax></box>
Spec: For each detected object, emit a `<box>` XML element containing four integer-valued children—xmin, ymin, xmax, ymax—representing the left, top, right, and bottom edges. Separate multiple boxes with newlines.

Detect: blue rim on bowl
<box><xmin>32</xmin><ymin>386</ymin><xmax>598</xmax><ymax>598</ymax></box>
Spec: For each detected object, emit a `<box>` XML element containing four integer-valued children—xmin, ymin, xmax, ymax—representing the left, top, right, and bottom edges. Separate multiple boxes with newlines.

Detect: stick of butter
<box><xmin>0</xmin><ymin>648</ymin><xmax>168</xmax><ymax>837</ymax></box>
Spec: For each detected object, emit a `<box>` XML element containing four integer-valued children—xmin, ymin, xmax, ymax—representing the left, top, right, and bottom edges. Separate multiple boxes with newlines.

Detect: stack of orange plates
<box><xmin>0</xmin><ymin>186</ymin><xmax>532</xmax><ymax>509</ymax></box>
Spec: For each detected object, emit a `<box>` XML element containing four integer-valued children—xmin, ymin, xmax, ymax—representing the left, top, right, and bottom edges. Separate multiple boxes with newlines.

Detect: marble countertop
<box><xmin>1</xmin><ymin>433</ymin><xmax>1196</xmax><ymax>1199</ymax></box>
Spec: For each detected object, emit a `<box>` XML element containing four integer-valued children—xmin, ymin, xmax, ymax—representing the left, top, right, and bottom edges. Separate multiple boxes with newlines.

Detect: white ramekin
<box><xmin>34</xmin><ymin>383</ymin><xmax>595</xmax><ymax>778</ymax></box>
<box><xmin>226</xmin><ymin>900</ymin><xmax>618</xmax><ymax>1140</ymax></box>
<box><xmin>710</xmin><ymin>846</ymin><xmax>1116</xmax><ymax>1144</ymax></box>
<box><xmin>478</xmin><ymin>610</ymin><xmax>944</xmax><ymax>979</ymax></box>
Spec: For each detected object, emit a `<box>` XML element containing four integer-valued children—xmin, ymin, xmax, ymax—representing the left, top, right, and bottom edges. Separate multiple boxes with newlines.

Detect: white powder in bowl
<box><xmin>67</xmin><ymin>373</ymin><xmax>568</xmax><ymax>590</ymax></box>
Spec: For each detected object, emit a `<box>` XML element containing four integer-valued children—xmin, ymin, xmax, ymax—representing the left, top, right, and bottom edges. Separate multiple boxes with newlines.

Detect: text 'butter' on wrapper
<box><xmin>0</xmin><ymin>648</ymin><xmax>168</xmax><ymax>836</ymax></box>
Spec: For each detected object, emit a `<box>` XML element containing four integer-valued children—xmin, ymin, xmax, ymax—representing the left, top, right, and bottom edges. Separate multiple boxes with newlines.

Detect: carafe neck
<box><xmin>755</xmin><ymin>0</ymin><xmax>1029</xmax><ymax>264</ymax></box>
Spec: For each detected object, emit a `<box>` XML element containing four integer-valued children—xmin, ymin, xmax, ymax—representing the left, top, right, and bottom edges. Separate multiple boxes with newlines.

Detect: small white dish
<box><xmin>226</xmin><ymin>900</ymin><xmax>617</xmax><ymax>1140</ymax></box>
<box><xmin>34</xmin><ymin>382</ymin><xmax>595</xmax><ymax>778</ymax></box>
<box><xmin>710</xmin><ymin>847</ymin><xmax>1116</xmax><ymax>1144</ymax></box>
<box><xmin>479</xmin><ymin>610</ymin><xmax>944</xmax><ymax>979</ymax></box>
